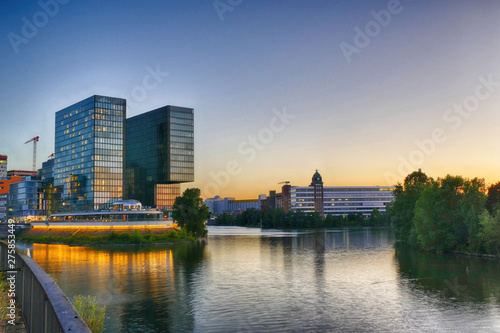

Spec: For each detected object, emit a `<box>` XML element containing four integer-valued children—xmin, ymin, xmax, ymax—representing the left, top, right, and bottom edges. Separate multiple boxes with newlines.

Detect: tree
<box><xmin>389</xmin><ymin>170</ymin><xmax>431</xmax><ymax>244</ymax></box>
<box><xmin>413</xmin><ymin>175</ymin><xmax>486</xmax><ymax>252</ymax></box>
<box><xmin>369</xmin><ymin>208</ymin><xmax>382</xmax><ymax>226</ymax></box>
<box><xmin>215</xmin><ymin>213</ymin><xmax>234</xmax><ymax>226</ymax></box>
<box><xmin>325</xmin><ymin>214</ymin><xmax>343</xmax><ymax>227</ymax></box>
<box><xmin>172</xmin><ymin>188</ymin><xmax>209</xmax><ymax>238</ymax></box>
<box><xmin>347</xmin><ymin>212</ymin><xmax>363</xmax><ymax>225</ymax></box>
<box><xmin>235</xmin><ymin>208</ymin><xmax>261</xmax><ymax>226</ymax></box>
<box><xmin>480</xmin><ymin>210</ymin><xmax>500</xmax><ymax>254</ymax></box>
<box><xmin>486</xmin><ymin>182</ymin><xmax>500</xmax><ymax>215</ymax></box>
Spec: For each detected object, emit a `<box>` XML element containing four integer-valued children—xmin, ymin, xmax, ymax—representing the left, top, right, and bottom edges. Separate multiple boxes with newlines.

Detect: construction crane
<box><xmin>278</xmin><ymin>181</ymin><xmax>290</xmax><ymax>185</ymax></box>
<box><xmin>47</xmin><ymin>152</ymin><xmax>55</xmax><ymax>159</ymax></box>
<box><xmin>25</xmin><ymin>136</ymin><xmax>40</xmax><ymax>171</ymax></box>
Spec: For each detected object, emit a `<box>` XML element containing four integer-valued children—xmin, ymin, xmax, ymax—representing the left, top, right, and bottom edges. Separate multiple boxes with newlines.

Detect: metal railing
<box><xmin>0</xmin><ymin>241</ymin><xmax>91</xmax><ymax>333</ymax></box>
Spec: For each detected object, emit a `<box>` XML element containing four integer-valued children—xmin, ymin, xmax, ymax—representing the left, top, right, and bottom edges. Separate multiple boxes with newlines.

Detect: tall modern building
<box><xmin>54</xmin><ymin>95</ymin><xmax>126</xmax><ymax>210</ymax></box>
<box><xmin>125</xmin><ymin>105</ymin><xmax>194</xmax><ymax>209</ymax></box>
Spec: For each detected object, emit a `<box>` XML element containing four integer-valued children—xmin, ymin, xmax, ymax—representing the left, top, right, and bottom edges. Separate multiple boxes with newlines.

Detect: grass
<box><xmin>0</xmin><ymin>272</ymin><xmax>9</xmax><ymax>325</ymax></box>
<box><xmin>20</xmin><ymin>228</ymin><xmax>196</xmax><ymax>245</ymax></box>
<box><xmin>72</xmin><ymin>295</ymin><xmax>106</xmax><ymax>333</ymax></box>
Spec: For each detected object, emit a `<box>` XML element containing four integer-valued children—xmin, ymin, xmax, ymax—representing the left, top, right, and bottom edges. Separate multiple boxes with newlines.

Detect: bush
<box><xmin>21</xmin><ymin>229</ymin><xmax>196</xmax><ymax>245</ymax></box>
<box><xmin>72</xmin><ymin>295</ymin><xmax>106</xmax><ymax>333</ymax></box>
<box><xmin>0</xmin><ymin>272</ymin><xmax>10</xmax><ymax>324</ymax></box>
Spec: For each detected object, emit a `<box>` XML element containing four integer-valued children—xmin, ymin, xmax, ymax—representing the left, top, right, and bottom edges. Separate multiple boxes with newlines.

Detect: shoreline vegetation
<box><xmin>214</xmin><ymin>207</ymin><xmax>388</xmax><ymax>229</ymax></box>
<box><xmin>389</xmin><ymin>171</ymin><xmax>500</xmax><ymax>256</ymax></box>
<box><xmin>19</xmin><ymin>229</ymin><xmax>196</xmax><ymax>245</ymax></box>
<box><xmin>15</xmin><ymin>187</ymin><xmax>210</xmax><ymax>246</ymax></box>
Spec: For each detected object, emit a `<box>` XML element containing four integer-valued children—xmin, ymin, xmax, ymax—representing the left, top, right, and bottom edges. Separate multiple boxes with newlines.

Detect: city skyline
<box><xmin>1</xmin><ymin>1</ymin><xmax>500</xmax><ymax>199</ymax></box>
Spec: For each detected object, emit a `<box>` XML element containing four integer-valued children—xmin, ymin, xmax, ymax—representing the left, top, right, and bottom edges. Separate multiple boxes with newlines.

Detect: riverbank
<box><xmin>18</xmin><ymin>227</ymin><xmax>196</xmax><ymax>246</ymax></box>
<box><xmin>453</xmin><ymin>250</ymin><xmax>500</xmax><ymax>260</ymax></box>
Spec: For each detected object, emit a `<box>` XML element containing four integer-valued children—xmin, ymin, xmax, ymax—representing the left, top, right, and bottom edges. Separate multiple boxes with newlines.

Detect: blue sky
<box><xmin>1</xmin><ymin>0</ymin><xmax>500</xmax><ymax>198</ymax></box>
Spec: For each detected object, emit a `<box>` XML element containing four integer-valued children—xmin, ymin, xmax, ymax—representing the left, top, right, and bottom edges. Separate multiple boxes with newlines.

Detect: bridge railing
<box><xmin>0</xmin><ymin>241</ymin><xmax>91</xmax><ymax>333</ymax></box>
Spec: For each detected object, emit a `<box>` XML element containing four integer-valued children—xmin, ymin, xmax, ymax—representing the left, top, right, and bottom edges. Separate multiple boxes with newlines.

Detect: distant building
<box><xmin>7</xmin><ymin>170</ymin><xmax>38</xmax><ymax>177</ymax></box>
<box><xmin>229</xmin><ymin>199</ymin><xmax>260</xmax><ymax>214</ymax></box>
<box><xmin>204</xmin><ymin>196</ymin><xmax>234</xmax><ymax>216</ymax></box>
<box><xmin>0</xmin><ymin>175</ymin><xmax>21</xmax><ymax>222</ymax></box>
<box><xmin>290</xmin><ymin>170</ymin><xmax>394</xmax><ymax>217</ymax></box>
<box><xmin>54</xmin><ymin>95</ymin><xmax>126</xmax><ymax>210</ymax></box>
<box><xmin>7</xmin><ymin>176</ymin><xmax>51</xmax><ymax>223</ymax></box>
<box><xmin>38</xmin><ymin>157</ymin><xmax>61</xmax><ymax>215</ymax></box>
<box><xmin>125</xmin><ymin>105</ymin><xmax>194</xmax><ymax>209</ymax></box>
<box><xmin>310</xmin><ymin>170</ymin><xmax>324</xmax><ymax>215</ymax></box>
<box><xmin>0</xmin><ymin>155</ymin><xmax>7</xmax><ymax>178</ymax></box>
<box><xmin>39</xmin><ymin>158</ymin><xmax>55</xmax><ymax>181</ymax></box>
<box><xmin>281</xmin><ymin>183</ymin><xmax>291</xmax><ymax>213</ymax></box>
<box><xmin>204</xmin><ymin>196</ymin><xmax>262</xmax><ymax>216</ymax></box>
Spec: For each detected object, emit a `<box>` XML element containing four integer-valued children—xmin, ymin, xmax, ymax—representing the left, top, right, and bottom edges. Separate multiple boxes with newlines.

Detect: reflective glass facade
<box><xmin>155</xmin><ymin>184</ymin><xmax>181</xmax><ymax>209</ymax></box>
<box><xmin>7</xmin><ymin>176</ymin><xmax>50</xmax><ymax>222</ymax></box>
<box><xmin>54</xmin><ymin>95</ymin><xmax>126</xmax><ymax>210</ymax></box>
<box><xmin>126</xmin><ymin>105</ymin><xmax>194</xmax><ymax>209</ymax></box>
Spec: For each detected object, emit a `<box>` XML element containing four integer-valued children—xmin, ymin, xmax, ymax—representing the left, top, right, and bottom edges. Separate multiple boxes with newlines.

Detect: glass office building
<box><xmin>126</xmin><ymin>105</ymin><xmax>194</xmax><ymax>209</ymax></box>
<box><xmin>54</xmin><ymin>95</ymin><xmax>126</xmax><ymax>210</ymax></box>
<box><xmin>7</xmin><ymin>176</ymin><xmax>50</xmax><ymax>222</ymax></box>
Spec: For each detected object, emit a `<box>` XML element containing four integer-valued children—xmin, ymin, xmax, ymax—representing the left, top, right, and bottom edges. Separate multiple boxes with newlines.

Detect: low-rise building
<box><xmin>204</xmin><ymin>196</ymin><xmax>262</xmax><ymax>217</ymax></box>
<box><xmin>7</xmin><ymin>176</ymin><xmax>51</xmax><ymax>223</ymax></box>
<box><xmin>290</xmin><ymin>170</ymin><xmax>394</xmax><ymax>218</ymax></box>
<box><xmin>0</xmin><ymin>176</ymin><xmax>22</xmax><ymax>222</ymax></box>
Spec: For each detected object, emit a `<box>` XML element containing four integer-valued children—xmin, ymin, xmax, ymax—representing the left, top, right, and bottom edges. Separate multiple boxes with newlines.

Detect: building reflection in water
<box><xmin>29</xmin><ymin>242</ymin><xmax>206</xmax><ymax>332</ymax></box>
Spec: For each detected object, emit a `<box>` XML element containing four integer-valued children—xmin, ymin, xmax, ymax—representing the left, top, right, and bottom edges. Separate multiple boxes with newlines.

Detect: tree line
<box><xmin>214</xmin><ymin>207</ymin><xmax>388</xmax><ymax>229</ymax></box>
<box><xmin>389</xmin><ymin>171</ymin><xmax>500</xmax><ymax>254</ymax></box>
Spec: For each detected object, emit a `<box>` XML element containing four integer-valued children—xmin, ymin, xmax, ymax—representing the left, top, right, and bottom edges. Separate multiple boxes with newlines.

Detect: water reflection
<box><xmin>20</xmin><ymin>242</ymin><xmax>206</xmax><ymax>333</ymax></box>
<box><xmin>395</xmin><ymin>244</ymin><xmax>500</xmax><ymax>304</ymax></box>
<box><xmin>18</xmin><ymin>227</ymin><xmax>500</xmax><ymax>332</ymax></box>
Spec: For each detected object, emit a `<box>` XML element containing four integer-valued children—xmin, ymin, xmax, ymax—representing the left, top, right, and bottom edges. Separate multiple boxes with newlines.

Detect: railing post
<box><xmin>45</xmin><ymin>298</ymin><xmax>49</xmax><ymax>333</ymax></box>
<box><xmin>30</xmin><ymin>273</ymin><xmax>34</xmax><ymax>332</ymax></box>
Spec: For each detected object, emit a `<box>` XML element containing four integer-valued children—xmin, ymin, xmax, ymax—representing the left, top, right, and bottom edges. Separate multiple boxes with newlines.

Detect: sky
<box><xmin>1</xmin><ymin>0</ymin><xmax>500</xmax><ymax>199</ymax></box>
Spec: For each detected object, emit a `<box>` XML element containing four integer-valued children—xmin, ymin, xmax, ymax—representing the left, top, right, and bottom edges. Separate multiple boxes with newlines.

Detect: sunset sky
<box><xmin>1</xmin><ymin>0</ymin><xmax>500</xmax><ymax>199</ymax></box>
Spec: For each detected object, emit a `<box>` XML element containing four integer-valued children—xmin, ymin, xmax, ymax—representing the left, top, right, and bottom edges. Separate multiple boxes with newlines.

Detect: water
<box><xmin>17</xmin><ymin>226</ymin><xmax>500</xmax><ymax>332</ymax></box>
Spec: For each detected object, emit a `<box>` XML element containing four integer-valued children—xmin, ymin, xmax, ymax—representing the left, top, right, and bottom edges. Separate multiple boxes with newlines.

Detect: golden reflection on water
<box><xmin>33</xmin><ymin>244</ymin><xmax>174</xmax><ymax>273</ymax></box>
<box><xmin>24</xmin><ymin>228</ymin><xmax>500</xmax><ymax>332</ymax></box>
<box><xmin>29</xmin><ymin>242</ymin><xmax>207</xmax><ymax>331</ymax></box>
<box><xmin>31</xmin><ymin>243</ymin><xmax>177</xmax><ymax>298</ymax></box>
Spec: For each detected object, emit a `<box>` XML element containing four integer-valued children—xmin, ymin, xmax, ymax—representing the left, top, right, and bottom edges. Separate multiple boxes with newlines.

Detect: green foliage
<box><xmin>347</xmin><ymin>212</ymin><xmax>364</xmax><ymax>225</ymax></box>
<box><xmin>390</xmin><ymin>172</ymin><xmax>500</xmax><ymax>255</ymax></box>
<box><xmin>325</xmin><ymin>214</ymin><xmax>344</xmax><ymax>227</ymax></box>
<box><xmin>0</xmin><ymin>272</ymin><xmax>10</xmax><ymax>324</ymax></box>
<box><xmin>235</xmin><ymin>208</ymin><xmax>261</xmax><ymax>226</ymax></box>
<box><xmin>368</xmin><ymin>208</ymin><xmax>383</xmax><ymax>226</ymax></box>
<box><xmin>480</xmin><ymin>210</ymin><xmax>500</xmax><ymax>254</ymax></box>
<box><xmin>20</xmin><ymin>229</ymin><xmax>195</xmax><ymax>245</ymax></box>
<box><xmin>388</xmin><ymin>170</ymin><xmax>431</xmax><ymax>243</ymax></box>
<box><xmin>172</xmin><ymin>188</ymin><xmax>209</xmax><ymax>238</ymax></box>
<box><xmin>219</xmin><ymin>207</ymin><xmax>385</xmax><ymax>229</ymax></box>
<box><xmin>486</xmin><ymin>182</ymin><xmax>500</xmax><ymax>215</ymax></box>
<box><xmin>413</xmin><ymin>176</ymin><xmax>486</xmax><ymax>252</ymax></box>
<box><xmin>72</xmin><ymin>295</ymin><xmax>106</xmax><ymax>333</ymax></box>
<box><xmin>215</xmin><ymin>213</ymin><xmax>235</xmax><ymax>226</ymax></box>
